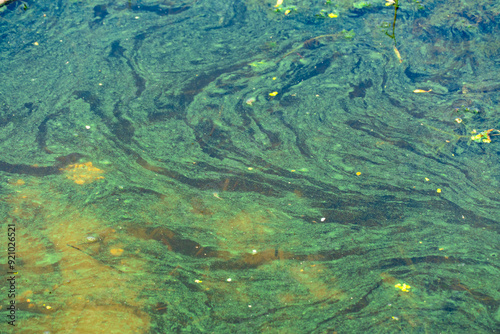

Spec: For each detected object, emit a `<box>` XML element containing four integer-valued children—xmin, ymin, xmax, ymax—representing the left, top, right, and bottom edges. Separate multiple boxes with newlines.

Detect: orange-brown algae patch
<box><xmin>60</xmin><ymin>161</ymin><xmax>105</xmax><ymax>185</ymax></box>
<box><xmin>8</xmin><ymin>179</ymin><xmax>25</xmax><ymax>186</ymax></box>
<box><xmin>109</xmin><ymin>248</ymin><xmax>124</xmax><ymax>256</ymax></box>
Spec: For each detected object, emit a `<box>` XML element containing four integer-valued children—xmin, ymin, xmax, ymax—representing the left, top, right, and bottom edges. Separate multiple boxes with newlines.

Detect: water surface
<box><xmin>1</xmin><ymin>0</ymin><xmax>499</xmax><ymax>333</ymax></box>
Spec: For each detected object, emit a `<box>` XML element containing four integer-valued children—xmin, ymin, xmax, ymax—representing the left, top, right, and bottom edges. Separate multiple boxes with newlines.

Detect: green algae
<box><xmin>0</xmin><ymin>0</ymin><xmax>499</xmax><ymax>333</ymax></box>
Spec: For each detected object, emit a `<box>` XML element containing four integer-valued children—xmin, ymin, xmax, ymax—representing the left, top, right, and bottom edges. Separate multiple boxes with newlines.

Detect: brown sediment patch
<box><xmin>19</xmin><ymin>304</ymin><xmax>150</xmax><ymax>333</ymax></box>
<box><xmin>215</xmin><ymin>210</ymin><xmax>275</xmax><ymax>251</ymax></box>
<box><xmin>7</xmin><ymin>183</ymin><xmax>151</xmax><ymax>333</ymax></box>
<box><xmin>189</xmin><ymin>196</ymin><xmax>215</xmax><ymax>216</ymax></box>
<box><xmin>127</xmin><ymin>225</ymin><xmax>211</xmax><ymax>257</ymax></box>
<box><xmin>287</xmin><ymin>263</ymin><xmax>346</xmax><ymax>302</ymax></box>
<box><xmin>18</xmin><ymin>217</ymin><xmax>151</xmax><ymax>331</ymax></box>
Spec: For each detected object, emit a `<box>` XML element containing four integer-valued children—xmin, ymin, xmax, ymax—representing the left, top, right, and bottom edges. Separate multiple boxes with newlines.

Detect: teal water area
<box><xmin>0</xmin><ymin>0</ymin><xmax>499</xmax><ymax>333</ymax></box>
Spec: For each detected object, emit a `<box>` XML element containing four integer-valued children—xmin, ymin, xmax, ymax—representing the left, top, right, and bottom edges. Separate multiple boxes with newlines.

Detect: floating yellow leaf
<box><xmin>393</xmin><ymin>46</ymin><xmax>402</xmax><ymax>63</ymax></box>
<box><xmin>395</xmin><ymin>283</ymin><xmax>411</xmax><ymax>292</ymax></box>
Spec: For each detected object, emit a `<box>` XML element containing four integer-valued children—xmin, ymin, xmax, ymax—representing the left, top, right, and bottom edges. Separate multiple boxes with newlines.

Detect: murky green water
<box><xmin>1</xmin><ymin>0</ymin><xmax>499</xmax><ymax>333</ymax></box>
